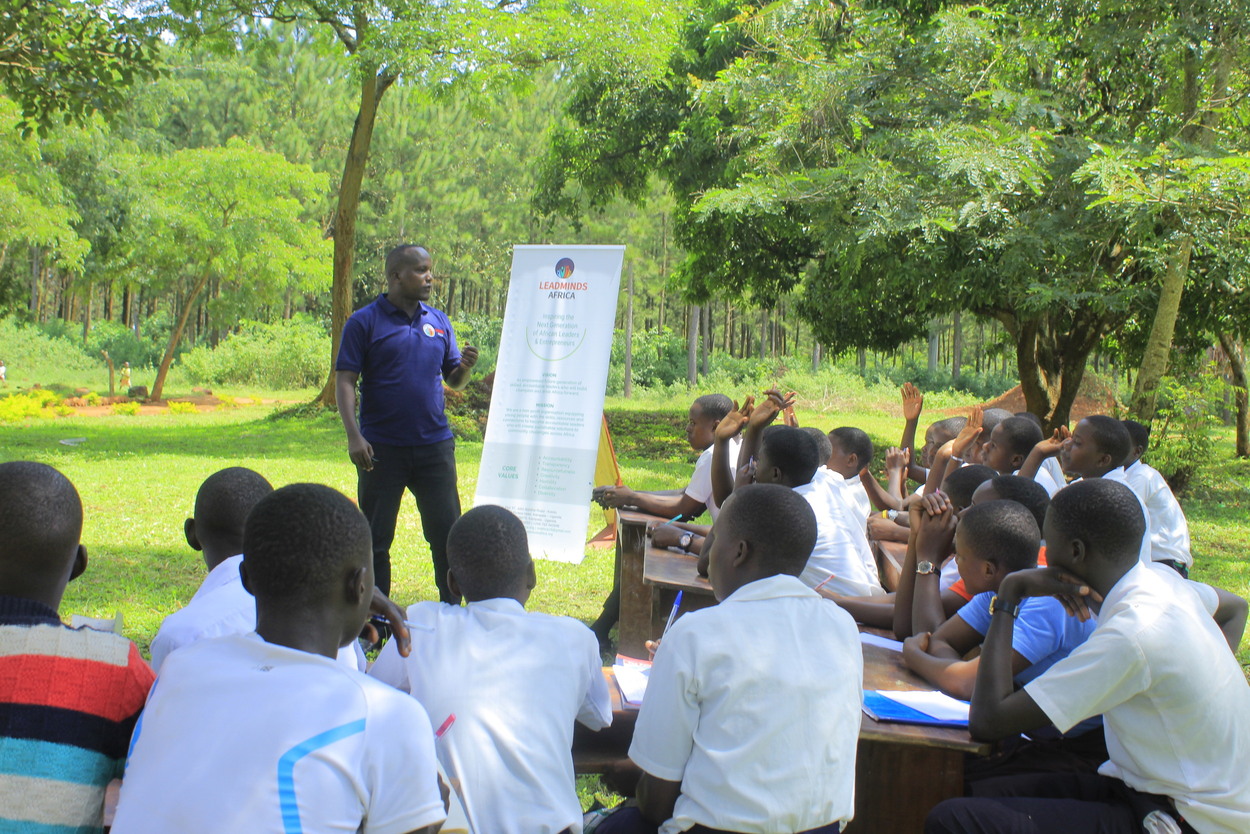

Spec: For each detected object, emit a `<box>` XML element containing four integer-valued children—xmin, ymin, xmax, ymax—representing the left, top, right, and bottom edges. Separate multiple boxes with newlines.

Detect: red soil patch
<box><xmin>982</xmin><ymin>383</ymin><xmax>1119</xmax><ymax>422</ymax></box>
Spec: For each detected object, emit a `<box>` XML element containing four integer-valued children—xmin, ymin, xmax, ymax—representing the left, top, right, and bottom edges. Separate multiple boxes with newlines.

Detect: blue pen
<box><xmin>662</xmin><ymin>591</ymin><xmax>683</xmax><ymax>638</ymax></box>
<box><xmin>665</xmin><ymin>514</ymin><xmax>683</xmax><ymax>525</ymax></box>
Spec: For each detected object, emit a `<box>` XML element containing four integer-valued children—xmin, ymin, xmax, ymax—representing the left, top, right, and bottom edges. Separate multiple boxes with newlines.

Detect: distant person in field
<box><xmin>0</xmin><ymin>461</ymin><xmax>155</xmax><ymax>833</ymax></box>
<box><xmin>335</xmin><ymin>243</ymin><xmax>479</xmax><ymax>603</ymax></box>
<box><xmin>119</xmin><ymin>362</ymin><xmax>131</xmax><ymax>391</ymax></box>
<box><xmin>0</xmin><ymin>358</ymin><xmax>6</xmax><ymax>386</ymax></box>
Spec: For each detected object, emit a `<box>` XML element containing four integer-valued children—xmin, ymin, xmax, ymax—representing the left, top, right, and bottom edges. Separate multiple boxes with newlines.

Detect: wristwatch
<box><xmin>989</xmin><ymin>594</ymin><xmax>1023</xmax><ymax>618</ymax></box>
<box><xmin>679</xmin><ymin>532</ymin><xmax>694</xmax><ymax>550</ymax></box>
<box><xmin>915</xmin><ymin>560</ymin><xmax>936</xmax><ymax>576</ymax></box>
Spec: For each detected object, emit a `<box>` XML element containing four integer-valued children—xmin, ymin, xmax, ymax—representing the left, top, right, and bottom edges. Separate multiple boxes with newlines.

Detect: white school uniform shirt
<box><xmin>1122</xmin><ymin>459</ymin><xmax>1192</xmax><ymax>568</ymax></box>
<box><xmin>631</xmin><ymin>574</ymin><xmax>861</xmax><ymax>834</ymax></box>
<box><xmin>684</xmin><ymin>438</ymin><xmax>742</xmax><ymax>519</ymax></box>
<box><xmin>1024</xmin><ymin>563</ymin><xmax>1250</xmax><ymax>834</ymax></box>
<box><xmin>813</xmin><ymin>468</ymin><xmax>880</xmax><ymax>585</ymax></box>
<box><xmin>794</xmin><ymin>480</ymin><xmax>884</xmax><ymax>597</ymax></box>
<box><xmin>1041</xmin><ymin>456</ymin><xmax>1067</xmax><ymax>492</ymax></box>
<box><xmin>112</xmin><ymin>633</ymin><xmax>445</xmax><ymax>834</ymax></box>
<box><xmin>369</xmin><ymin>599</ymin><xmax>612</xmax><ymax>834</ymax></box>
<box><xmin>149</xmin><ymin>554</ymin><xmax>365</xmax><ymax>673</ymax></box>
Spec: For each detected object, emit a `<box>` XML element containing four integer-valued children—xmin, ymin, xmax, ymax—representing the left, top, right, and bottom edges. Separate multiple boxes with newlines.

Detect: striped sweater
<box><xmin>0</xmin><ymin>596</ymin><xmax>154</xmax><ymax>833</ymax></box>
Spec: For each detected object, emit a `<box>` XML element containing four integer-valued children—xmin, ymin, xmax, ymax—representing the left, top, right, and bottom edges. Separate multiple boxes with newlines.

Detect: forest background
<box><xmin>2</xmin><ymin>0</ymin><xmax>1250</xmax><ymax>672</ymax></box>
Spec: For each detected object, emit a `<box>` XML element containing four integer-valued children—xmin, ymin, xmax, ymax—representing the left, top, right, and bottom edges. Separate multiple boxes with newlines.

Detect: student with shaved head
<box><xmin>927</xmin><ymin>480</ymin><xmax>1250</xmax><ymax>834</ymax></box>
<box><xmin>113</xmin><ymin>484</ymin><xmax>445</xmax><ymax>834</ymax></box>
<box><xmin>149</xmin><ymin>467</ymin><xmax>369</xmax><ymax>673</ymax></box>
<box><xmin>0</xmin><ymin>461</ymin><xmax>155</xmax><ymax>833</ymax></box>
<box><xmin>371</xmin><ymin>505</ymin><xmax>611</xmax><ymax>834</ymax></box>
<box><xmin>596</xmin><ymin>484</ymin><xmax>862</xmax><ymax>834</ymax></box>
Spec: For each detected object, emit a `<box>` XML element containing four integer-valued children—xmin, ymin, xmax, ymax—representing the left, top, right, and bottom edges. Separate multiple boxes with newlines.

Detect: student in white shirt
<box><xmin>926</xmin><ymin>479</ymin><xmax>1250</xmax><ymax>834</ymax></box>
<box><xmin>596</xmin><ymin>484</ymin><xmax>862</xmax><ymax>834</ymax></box>
<box><xmin>370</xmin><ymin>505</ymin><xmax>611</xmax><ymax>834</ymax></box>
<box><xmin>763</xmin><ymin>425</ymin><xmax>882</xmax><ymax>596</ymax></box>
<box><xmin>113</xmin><ymin>483</ymin><xmax>445</xmax><ymax>834</ymax></box>
<box><xmin>149</xmin><ymin>467</ymin><xmax>368</xmax><ymax>673</ymax></box>
<box><xmin>826</xmin><ymin>426</ymin><xmax>875</xmax><ymax>520</ymax></box>
<box><xmin>1121</xmin><ymin>419</ymin><xmax>1248</xmax><ymax>649</ymax></box>
<box><xmin>980</xmin><ymin>417</ymin><xmax>1062</xmax><ymax>496</ymax></box>
<box><xmin>592</xmin><ymin>394</ymin><xmax>741</xmax><ymax>647</ymax></box>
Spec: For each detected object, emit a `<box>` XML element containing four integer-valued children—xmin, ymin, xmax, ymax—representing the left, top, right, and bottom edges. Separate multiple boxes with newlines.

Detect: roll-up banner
<box><xmin>474</xmin><ymin>245</ymin><xmax>625</xmax><ymax>563</ymax></box>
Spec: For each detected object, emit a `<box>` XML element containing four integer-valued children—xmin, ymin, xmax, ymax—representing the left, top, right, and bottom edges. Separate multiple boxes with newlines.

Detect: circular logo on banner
<box><xmin>554</xmin><ymin>257</ymin><xmax>575</xmax><ymax>280</ymax></box>
<box><xmin>422</xmin><ymin>323</ymin><xmax>436</xmax><ymax>337</ymax></box>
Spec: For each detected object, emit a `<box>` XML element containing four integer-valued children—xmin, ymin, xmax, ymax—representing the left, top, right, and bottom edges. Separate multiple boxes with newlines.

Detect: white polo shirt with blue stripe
<box><xmin>112</xmin><ymin>632</ymin><xmax>444</xmax><ymax>834</ymax></box>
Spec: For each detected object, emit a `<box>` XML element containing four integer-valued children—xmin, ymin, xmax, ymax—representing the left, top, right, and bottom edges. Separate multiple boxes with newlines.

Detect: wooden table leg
<box><xmin>616</xmin><ymin>520</ymin><xmax>651</xmax><ymax>658</ymax></box>
<box><xmin>844</xmin><ymin>737</ymin><xmax>965</xmax><ymax>834</ymax></box>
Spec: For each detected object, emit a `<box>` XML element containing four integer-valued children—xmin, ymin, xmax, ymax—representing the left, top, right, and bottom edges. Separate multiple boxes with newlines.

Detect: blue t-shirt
<box><xmin>335</xmin><ymin>295</ymin><xmax>462</xmax><ymax>447</ymax></box>
<box><xmin>957</xmin><ymin>591</ymin><xmax>1096</xmax><ymax>686</ymax></box>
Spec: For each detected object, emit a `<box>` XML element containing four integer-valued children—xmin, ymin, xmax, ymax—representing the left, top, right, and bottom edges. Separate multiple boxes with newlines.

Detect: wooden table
<box><xmin>615</xmin><ymin>510</ymin><xmax>660</xmax><ymax>658</ymax></box>
<box><xmin>616</xmin><ymin>512</ymin><xmax>718</xmax><ymax>657</ymax></box>
<box><xmin>573</xmin><ymin>628</ymin><xmax>991</xmax><ymax>833</ymax></box>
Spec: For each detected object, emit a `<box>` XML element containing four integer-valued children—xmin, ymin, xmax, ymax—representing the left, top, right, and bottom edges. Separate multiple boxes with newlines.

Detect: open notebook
<box><xmin>613</xmin><ymin>655</ymin><xmax>651</xmax><ymax>708</ymax></box>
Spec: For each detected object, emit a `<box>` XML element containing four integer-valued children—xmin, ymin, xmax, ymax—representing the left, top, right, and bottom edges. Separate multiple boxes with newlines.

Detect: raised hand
<box><xmin>951</xmin><ymin>405</ymin><xmax>984</xmax><ymax>460</ymax></box>
<box><xmin>885</xmin><ymin>446</ymin><xmax>911</xmax><ymax>473</ymax></box>
<box><xmin>901</xmin><ymin>382</ymin><xmax>924</xmax><ymax>421</ymax></box>
<box><xmin>1034</xmin><ymin>424</ymin><xmax>1071</xmax><ymax>459</ymax></box>
<box><xmin>715</xmin><ymin>396</ymin><xmax>754</xmax><ymax>442</ymax></box>
<box><xmin>915</xmin><ymin>493</ymin><xmax>958</xmax><ymax>559</ymax></box>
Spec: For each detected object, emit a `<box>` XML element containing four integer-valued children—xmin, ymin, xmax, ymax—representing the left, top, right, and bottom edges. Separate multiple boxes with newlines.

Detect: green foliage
<box><xmin>166</xmin><ymin>401</ymin><xmax>198</xmax><ymax>415</ymax></box>
<box><xmin>0</xmin><ymin>317</ymin><xmax>99</xmax><ymax>380</ymax></box>
<box><xmin>1146</xmin><ymin>368</ymin><xmax>1228</xmax><ymax>494</ymax></box>
<box><xmin>179</xmin><ymin>318</ymin><xmax>330</xmax><ymax>389</ymax></box>
<box><xmin>0</xmin><ymin>0</ymin><xmax>161</xmax><ymax>136</ymax></box>
<box><xmin>84</xmin><ymin>392</ymin><xmax>100</xmax><ymax>406</ymax></box>
<box><xmin>110</xmin><ymin>401</ymin><xmax>140</xmax><ymax>416</ymax></box>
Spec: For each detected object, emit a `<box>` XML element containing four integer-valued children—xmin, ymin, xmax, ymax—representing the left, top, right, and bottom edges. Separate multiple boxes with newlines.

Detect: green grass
<box><xmin>1</xmin><ymin>397</ymin><xmax>1247</xmax><ymax>677</ymax></box>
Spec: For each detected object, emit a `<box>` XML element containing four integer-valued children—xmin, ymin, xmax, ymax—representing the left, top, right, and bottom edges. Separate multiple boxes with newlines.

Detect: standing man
<box><xmin>335</xmin><ymin>244</ymin><xmax>478</xmax><ymax>603</ymax></box>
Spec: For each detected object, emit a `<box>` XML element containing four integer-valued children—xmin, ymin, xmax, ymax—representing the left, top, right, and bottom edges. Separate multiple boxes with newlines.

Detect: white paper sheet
<box><xmin>859</xmin><ymin>632</ymin><xmax>904</xmax><ymax>652</ymax></box>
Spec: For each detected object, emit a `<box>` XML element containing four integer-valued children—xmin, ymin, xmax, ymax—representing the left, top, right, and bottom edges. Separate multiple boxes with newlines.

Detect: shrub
<box><xmin>167</xmin><ymin>401</ymin><xmax>198</xmax><ymax>415</ymax></box>
<box><xmin>180</xmin><ymin>317</ymin><xmax>329</xmax><ymax>389</ymax></box>
<box><xmin>53</xmin><ymin>405</ymin><xmax>72</xmax><ymax>417</ymax></box>
<box><xmin>0</xmin><ymin>318</ymin><xmax>98</xmax><ymax>380</ymax></box>
<box><xmin>84</xmin><ymin>392</ymin><xmax>101</xmax><ymax>406</ymax></box>
<box><xmin>0</xmin><ymin>392</ymin><xmax>48</xmax><ymax>422</ymax></box>
<box><xmin>216</xmin><ymin>394</ymin><xmax>238</xmax><ymax>408</ymax></box>
<box><xmin>1145</xmin><ymin>367</ymin><xmax>1227</xmax><ymax>494</ymax></box>
<box><xmin>111</xmin><ymin>402</ymin><xmax>141</xmax><ymax>416</ymax></box>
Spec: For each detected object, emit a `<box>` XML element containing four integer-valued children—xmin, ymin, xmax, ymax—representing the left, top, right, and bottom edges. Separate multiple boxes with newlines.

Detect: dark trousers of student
<box><xmin>926</xmin><ymin>772</ymin><xmax>1198</xmax><ymax>834</ymax></box>
<box><xmin>357</xmin><ymin>439</ymin><xmax>460</xmax><ymax>602</ymax></box>
<box><xmin>596</xmin><ymin>807</ymin><xmax>843</xmax><ymax>834</ymax></box>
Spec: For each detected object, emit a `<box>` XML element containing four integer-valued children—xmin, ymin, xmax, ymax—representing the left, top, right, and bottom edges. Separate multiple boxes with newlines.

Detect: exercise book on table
<box><xmin>613</xmin><ymin>655</ymin><xmax>651</xmax><ymax>708</ymax></box>
<box><xmin>862</xmin><ymin>690</ymin><xmax>970</xmax><ymax>728</ymax></box>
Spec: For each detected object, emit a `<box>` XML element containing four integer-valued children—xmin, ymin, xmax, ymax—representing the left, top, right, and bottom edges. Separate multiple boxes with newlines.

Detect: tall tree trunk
<box><xmin>812</xmin><ymin>342</ymin><xmax>822</xmax><ymax>373</ymax></box>
<box><xmin>317</xmin><ymin>68</ymin><xmax>394</xmax><ymax>406</ymax></box>
<box><xmin>151</xmin><ymin>272</ymin><xmax>212</xmax><ymax>402</ymax></box>
<box><xmin>1219</xmin><ymin>332</ymin><xmax>1249</xmax><ymax>458</ymax></box>
<box><xmin>952</xmin><ymin>310</ymin><xmax>963</xmax><ymax>381</ymax></box>
<box><xmin>624</xmin><ymin>266</ymin><xmax>634</xmax><ymax>399</ymax></box>
<box><xmin>81</xmin><ymin>284</ymin><xmax>92</xmax><ymax>344</ymax></box>
<box><xmin>1131</xmin><ymin>234</ymin><xmax>1193</xmax><ymax>421</ymax></box>
<box><xmin>122</xmin><ymin>285</ymin><xmax>132</xmax><ymax>328</ymax></box>
<box><xmin>700</xmin><ymin>301</ymin><xmax>710</xmax><ymax>375</ymax></box>
<box><xmin>927</xmin><ymin>318</ymin><xmax>941</xmax><ymax>373</ymax></box>
<box><xmin>687</xmin><ymin>304</ymin><xmax>700</xmax><ymax>385</ymax></box>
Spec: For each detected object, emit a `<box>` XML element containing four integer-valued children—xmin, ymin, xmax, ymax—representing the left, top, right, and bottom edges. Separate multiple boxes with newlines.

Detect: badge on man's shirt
<box><xmin>422</xmin><ymin>323</ymin><xmax>444</xmax><ymax>337</ymax></box>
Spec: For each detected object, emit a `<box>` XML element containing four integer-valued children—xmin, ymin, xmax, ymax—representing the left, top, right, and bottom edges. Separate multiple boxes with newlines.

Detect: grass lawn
<box><xmin>2</xmin><ymin>394</ymin><xmax>1247</xmax><ymax>681</ymax></box>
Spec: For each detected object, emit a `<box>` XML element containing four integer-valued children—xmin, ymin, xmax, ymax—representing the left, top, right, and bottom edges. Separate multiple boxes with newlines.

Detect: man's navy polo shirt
<box><xmin>335</xmin><ymin>294</ymin><xmax>462</xmax><ymax>447</ymax></box>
